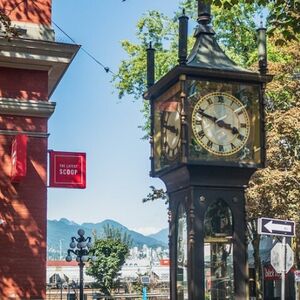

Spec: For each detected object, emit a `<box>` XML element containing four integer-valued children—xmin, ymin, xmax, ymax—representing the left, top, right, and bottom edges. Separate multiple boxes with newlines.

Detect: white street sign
<box><xmin>141</xmin><ymin>276</ymin><xmax>150</xmax><ymax>285</ymax></box>
<box><xmin>271</xmin><ymin>242</ymin><xmax>294</xmax><ymax>274</ymax></box>
<box><xmin>271</xmin><ymin>243</ymin><xmax>284</xmax><ymax>274</ymax></box>
<box><xmin>258</xmin><ymin>217</ymin><xmax>295</xmax><ymax>237</ymax></box>
<box><xmin>264</xmin><ymin>221</ymin><xmax>292</xmax><ymax>233</ymax></box>
<box><xmin>285</xmin><ymin>243</ymin><xmax>294</xmax><ymax>273</ymax></box>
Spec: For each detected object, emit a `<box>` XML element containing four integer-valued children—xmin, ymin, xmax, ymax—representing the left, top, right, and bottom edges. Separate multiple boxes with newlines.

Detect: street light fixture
<box><xmin>65</xmin><ymin>229</ymin><xmax>96</xmax><ymax>300</ymax></box>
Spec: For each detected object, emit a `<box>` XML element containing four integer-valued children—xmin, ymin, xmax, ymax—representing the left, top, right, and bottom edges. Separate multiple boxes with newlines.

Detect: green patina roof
<box><xmin>187</xmin><ymin>24</ymin><xmax>254</xmax><ymax>74</ymax></box>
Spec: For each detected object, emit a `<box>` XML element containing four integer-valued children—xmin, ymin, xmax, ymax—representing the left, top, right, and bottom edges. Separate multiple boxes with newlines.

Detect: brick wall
<box><xmin>0</xmin><ymin>63</ymin><xmax>49</xmax><ymax>300</ymax></box>
<box><xmin>0</xmin><ymin>133</ymin><xmax>48</xmax><ymax>299</ymax></box>
<box><xmin>0</xmin><ymin>67</ymin><xmax>48</xmax><ymax>100</ymax></box>
<box><xmin>0</xmin><ymin>0</ymin><xmax>51</xmax><ymax>26</ymax></box>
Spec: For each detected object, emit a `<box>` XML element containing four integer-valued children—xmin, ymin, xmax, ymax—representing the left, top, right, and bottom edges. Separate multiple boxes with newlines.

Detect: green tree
<box><xmin>182</xmin><ymin>0</ymin><xmax>300</xmax><ymax>43</ymax></box>
<box><xmin>114</xmin><ymin>0</ymin><xmax>299</xmax><ymax>105</ymax></box>
<box><xmin>87</xmin><ymin>226</ymin><xmax>130</xmax><ymax>295</ymax></box>
<box><xmin>246</xmin><ymin>38</ymin><xmax>300</xmax><ymax>299</ymax></box>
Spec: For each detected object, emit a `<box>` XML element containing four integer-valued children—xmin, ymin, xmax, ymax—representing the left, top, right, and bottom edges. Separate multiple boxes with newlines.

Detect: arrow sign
<box><xmin>258</xmin><ymin>217</ymin><xmax>295</xmax><ymax>237</ymax></box>
<box><xmin>264</xmin><ymin>221</ymin><xmax>292</xmax><ymax>233</ymax></box>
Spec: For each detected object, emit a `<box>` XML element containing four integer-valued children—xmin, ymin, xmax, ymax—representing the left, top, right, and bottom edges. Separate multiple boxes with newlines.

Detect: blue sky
<box><xmin>48</xmin><ymin>0</ymin><xmax>184</xmax><ymax>234</ymax></box>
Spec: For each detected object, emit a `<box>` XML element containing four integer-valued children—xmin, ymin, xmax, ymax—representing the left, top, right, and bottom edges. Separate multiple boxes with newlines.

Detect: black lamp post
<box><xmin>65</xmin><ymin>229</ymin><xmax>95</xmax><ymax>300</ymax></box>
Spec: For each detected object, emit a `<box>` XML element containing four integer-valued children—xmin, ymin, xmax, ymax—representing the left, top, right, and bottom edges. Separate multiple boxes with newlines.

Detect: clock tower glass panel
<box><xmin>187</xmin><ymin>79</ymin><xmax>262</xmax><ymax>166</ymax></box>
<box><xmin>153</xmin><ymin>83</ymin><xmax>182</xmax><ymax>173</ymax></box>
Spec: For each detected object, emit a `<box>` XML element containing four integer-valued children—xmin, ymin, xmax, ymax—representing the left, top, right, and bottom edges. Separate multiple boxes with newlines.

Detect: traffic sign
<box><xmin>141</xmin><ymin>276</ymin><xmax>150</xmax><ymax>285</ymax></box>
<box><xmin>258</xmin><ymin>217</ymin><xmax>295</xmax><ymax>237</ymax></box>
<box><xmin>271</xmin><ymin>242</ymin><xmax>294</xmax><ymax>273</ymax></box>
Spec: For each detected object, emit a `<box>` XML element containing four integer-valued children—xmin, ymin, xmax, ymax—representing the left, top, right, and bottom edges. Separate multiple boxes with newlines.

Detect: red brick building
<box><xmin>0</xmin><ymin>1</ymin><xmax>79</xmax><ymax>298</ymax></box>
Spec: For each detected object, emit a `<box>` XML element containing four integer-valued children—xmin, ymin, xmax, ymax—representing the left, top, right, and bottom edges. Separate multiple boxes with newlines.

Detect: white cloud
<box><xmin>133</xmin><ymin>226</ymin><xmax>161</xmax><ymax>236</ymax></box>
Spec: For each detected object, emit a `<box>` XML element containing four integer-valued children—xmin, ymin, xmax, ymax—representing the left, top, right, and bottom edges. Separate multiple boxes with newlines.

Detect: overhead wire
<box><xmin>29</xmin><ymin>0</ymin><xmax>117</xmax><ymax>76</ymax></box>
<box><xmin>52</xmin><ymin>21</ymin><xmax>115</xmax><ymax>76</ymax></box>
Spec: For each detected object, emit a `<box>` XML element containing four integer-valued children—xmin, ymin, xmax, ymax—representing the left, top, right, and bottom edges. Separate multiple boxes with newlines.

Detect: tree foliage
<box><xmin>246</xmin><ymin>38</ymin><xmax>300</xmax><ymax>222</ymax></box>
<box><xmin>87</xmin><ymin>226</ymin><xmax>130</xmax><ymax>295</ymax></box>
<box><xmin>207</xmin><ymin>0</ymin><xmax>299</xmax><ymax>44</ymax></box>
<box><xmin>0</xmin><ymin>11</ymin><xmax>18</xmax><ymax>38</ymax></box>
<box><xmin>245</xmin><ymin>37</ymin><xmax>299</xmax><ymax>299</ymax></box>
<box><xmin>114</xmin><ymin>0</ymin><xmax>299</xmax><ymax>102</ymax></box>
<box><xmin>142</xmin><ymin>185</ymin><xmax>169</xmax><ymax>204</ymax></box>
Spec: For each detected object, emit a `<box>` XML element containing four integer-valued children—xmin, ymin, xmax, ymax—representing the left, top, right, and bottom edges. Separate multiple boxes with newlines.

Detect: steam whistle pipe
<box><xmin>197</xmin><ymin>0</ymin><xmax>211</xmax><ymax>24</ymax></box>
<box><xmin>146</xmin><ymin>42</ymin><xmax>155</xmax><ymax>88</ymax></box>
<box><xmin>178</xmin><ymin>9</ymin><xmax>189</xmax><ymax>65</ymax></box>
<box><xmin>257</xmin><ymin>26</ymin><xmax>268</xmax><ymax>74</ymax></box>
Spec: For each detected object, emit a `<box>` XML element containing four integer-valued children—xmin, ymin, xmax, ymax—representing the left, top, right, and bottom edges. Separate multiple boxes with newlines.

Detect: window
<box><xmin>204</xmin><ymin>200</ymin><xmax>234</xmax><ymax>300</ymax></box>
<box><xmin>177</xmin><ymin>203</ymin><xmax>188</xmax><ymax>300</ymax></box>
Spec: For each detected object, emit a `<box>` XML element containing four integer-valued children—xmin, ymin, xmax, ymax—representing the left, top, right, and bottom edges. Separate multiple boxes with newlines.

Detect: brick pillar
<box><xmin>0</xmin><ymin>1</ymin><xmax>79</xmax><ymax>298</ymax></box>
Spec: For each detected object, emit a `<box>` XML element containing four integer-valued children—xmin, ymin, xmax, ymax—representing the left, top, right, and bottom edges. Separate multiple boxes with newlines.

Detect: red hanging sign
<box><xmin>49</xmin><ymin>151</ymin><xmax>86</xmax><ymax>189</ymax></box>
<box><xmin>11</xmin><ymin>134</ymin><xmax>28</xmax><ymax>182</ymax></box>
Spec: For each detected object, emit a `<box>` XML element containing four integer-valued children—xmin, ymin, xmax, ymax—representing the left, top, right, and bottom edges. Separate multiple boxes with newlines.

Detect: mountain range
<box><xmin>47</xmin><ymin>218</ymin><xmax>168</xmax><ymax>260</ymax></box>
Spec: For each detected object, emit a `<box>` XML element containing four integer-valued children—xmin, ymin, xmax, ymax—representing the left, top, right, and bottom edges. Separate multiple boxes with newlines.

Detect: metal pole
<box><xmin>178</xmin><ymin>10</ymin><xmax>188</xmax><ymax>65</ymax></box>
<box><xmin>146</xmin><ymin>43</ymin><xmax>155</xmax><ymax>88</ymax></box>
<box><xmin>60</xmin><ymin>283</ymin><xmax>62</xmax><ymax>300</ymax></box>
<box><xmin>295</xmin><ymin>277</ymin><xmax>299</xmax><ymax>300</ymax></box>
<box><xmin>79</xmin><ymin>261</ymin><xmax>84</xmax><ymax>300</ymax></box>
<box><xmin>281</xmin><ymin>237</ymin><xmax>286</xmax><ymax>300</ymax></box>
<box><xmin>143</xmin><ymin>286</ymin><xmax>147</xmax><ymax>300</ymax></box>
<box><xmin>257</xmin><ymin>27</ymin><xmax>268</xmax><ymax>74</ymax></box>
<box><xmin>59</xmin><ymin>239</ymin><xmax>63</xmax><ymax>260</ymax></box>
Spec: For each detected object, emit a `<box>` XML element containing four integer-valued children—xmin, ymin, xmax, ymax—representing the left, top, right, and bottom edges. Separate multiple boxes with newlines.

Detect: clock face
<box><xmin>192</xmin><ymin>92</ymin><xmax>250</xmax><ymax>156</ymax></box>
<box><xmin>162</xmin><ymin>110</ymin><xmax>181</xmax><ymax>160</ymax></box>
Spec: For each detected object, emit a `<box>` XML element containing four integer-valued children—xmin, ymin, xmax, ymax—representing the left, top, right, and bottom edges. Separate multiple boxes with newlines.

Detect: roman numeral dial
<box><xmin>162</xmin><ymin>109</ymin><xmax>181</xmax><ymax>160</ymax></box>
<box><xmin>191</xmin><ymin>92</ymin><xmax>250</xmax><ymax>156</ymax></box>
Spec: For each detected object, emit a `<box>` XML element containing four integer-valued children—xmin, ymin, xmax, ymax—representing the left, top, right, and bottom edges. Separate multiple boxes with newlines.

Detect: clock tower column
<box><xmin>0</xmin><ymin>1</ymin><xmax>79</xmax><ymax>299</ymax></box>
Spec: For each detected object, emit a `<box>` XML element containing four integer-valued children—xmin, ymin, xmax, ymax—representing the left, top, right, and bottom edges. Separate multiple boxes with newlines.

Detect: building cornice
<box><xmin>0</xmin><ymin>37</ymin><xmax>80</xmax><ymax>97</ymax></box>
<box><xmin>0</xmin><ymin>129</ymin><xmax>49</xmax><ymax>138</ymax></box>
<box><xmin>10</xmin><ymin>21</ymin><xmax>55</xmax><ymax>41</ymax></box>
<box><xmin>0</xmin><ymin>97</ymin><xmax>56</xmax><ymax>118</ymax></box>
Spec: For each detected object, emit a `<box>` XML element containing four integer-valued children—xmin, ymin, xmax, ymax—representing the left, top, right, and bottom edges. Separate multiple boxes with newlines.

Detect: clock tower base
<box><xmin>163</xmin><ymin>165</ymin><xmax>254</xmax><ymax>300</ymax></box>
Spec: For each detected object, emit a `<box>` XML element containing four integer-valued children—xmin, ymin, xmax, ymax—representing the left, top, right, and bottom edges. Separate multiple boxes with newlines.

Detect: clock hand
<box><xmin>197</xmin><ymin>110</ymin><xmax>218</xmax><ymax>122</ymax></box>
<box><xmin>198</xmin><ymin>110</ymin><xmax>240</xmax><ymax>134</ymax></box>
<box><xmin>216</xmin><ymin>119</ymin><xmax>240</xmax><ymax>135</ymax></box>
<box><xmin>164</xmin><ymin>124</ymin><xmax>179</xmax><ymax>135</ymax></box>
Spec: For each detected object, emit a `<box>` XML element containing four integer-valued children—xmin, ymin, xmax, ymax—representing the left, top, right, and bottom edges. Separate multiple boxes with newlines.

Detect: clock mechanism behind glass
<box><xmin>187</xmin><ymin>79</ymin><xmax>262</xmax><ymax>166</ymax></box>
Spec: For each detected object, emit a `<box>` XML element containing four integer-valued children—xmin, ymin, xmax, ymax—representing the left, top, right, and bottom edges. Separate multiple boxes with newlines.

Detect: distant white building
<box><xmin>47</xmin><ymin>261</ymin><xmax>94</xmax><ymax>286</ymax></box>
<box><xmin>47</xmin><ymin>258</ymin><xmax>170</xmax><ymax>285</ymax></box>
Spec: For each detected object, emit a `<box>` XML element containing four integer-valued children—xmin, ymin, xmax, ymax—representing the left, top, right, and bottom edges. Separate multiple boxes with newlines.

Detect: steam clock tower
<box><xmin>145</xmin><ymin>1</ymin><xmax>272</xmax><ymax>299</ymax></box>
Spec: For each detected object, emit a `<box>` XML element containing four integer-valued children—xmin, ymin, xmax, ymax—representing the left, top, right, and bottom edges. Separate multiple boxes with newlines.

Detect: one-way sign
<box><xmin>258</xmin><ymin>217</ymin><xmax>295</xmax><ymax>237</ymax></box>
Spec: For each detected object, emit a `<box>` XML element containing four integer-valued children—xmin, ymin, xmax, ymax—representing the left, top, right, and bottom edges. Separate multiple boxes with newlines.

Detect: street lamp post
<box><xmin>65</xmin><ymin>229</ymin><xmax>95</xmax><ymax>300</ymax></box>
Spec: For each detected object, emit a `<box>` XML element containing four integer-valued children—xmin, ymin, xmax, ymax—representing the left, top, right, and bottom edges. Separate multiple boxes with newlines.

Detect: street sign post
<box><xmin>141</xmin><ymin>276</ymin><xmax>150</xmax><ymax>300</ymax></box>
<box><xmin>258</xmin><ymin>217</ymin><xmax>295</xmax><ymax>237</ymax></box>
<box><xmin>258</xmin><ymin>217</ymin><xmax>296</xmax><ymax>300</ymax></box>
